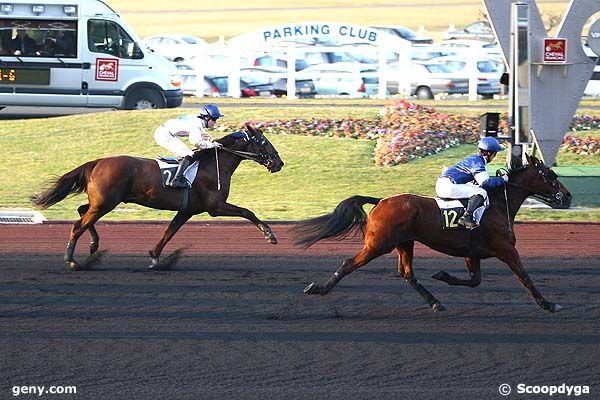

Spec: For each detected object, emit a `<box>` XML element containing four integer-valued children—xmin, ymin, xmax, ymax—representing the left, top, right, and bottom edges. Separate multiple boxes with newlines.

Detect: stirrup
<box><xmin>169</xmin><ymin>177</ymin><xmax>189</xmax><ymax>188</ymax></box>
<box><xmin>458</xmin><ymin>214</ymin><xmax>478</xmax><ymax>230</ymax></box>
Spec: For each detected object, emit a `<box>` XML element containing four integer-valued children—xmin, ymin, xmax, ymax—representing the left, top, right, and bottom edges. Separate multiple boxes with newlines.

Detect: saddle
<box><xmin>435</xmin><ymin>198</ymin><xmax>486</xmax><ymax>230</ymax></box>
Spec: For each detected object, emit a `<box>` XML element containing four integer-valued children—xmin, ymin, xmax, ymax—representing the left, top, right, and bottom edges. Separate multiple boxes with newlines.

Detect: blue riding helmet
<box><xmin>478</xmin><ymin>137</ymin><xmax>505</xmax><ymax>152</ymax></box>
<box><xmin>198</xmin><ymin>104</ymin><xmax>224</xmax><ymax>120</ymax></box>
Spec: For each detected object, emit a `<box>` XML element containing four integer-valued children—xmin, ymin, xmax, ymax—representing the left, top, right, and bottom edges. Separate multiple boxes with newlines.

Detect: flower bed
<box><xmin>220</xmin><ymin>100</ymin><xmax>600</xmax><ymax>167</ymax></box>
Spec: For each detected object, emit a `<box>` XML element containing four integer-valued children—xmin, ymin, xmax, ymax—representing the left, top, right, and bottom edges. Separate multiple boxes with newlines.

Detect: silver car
<box><xmin>385</xmin><ymin>61</ymin><xmax>469</xmax><ymax>99</ymax></box>
<box><xmin>430</xmin><ymin>55</ymin><xmax>503</xmax><ymax>98</ymax></box>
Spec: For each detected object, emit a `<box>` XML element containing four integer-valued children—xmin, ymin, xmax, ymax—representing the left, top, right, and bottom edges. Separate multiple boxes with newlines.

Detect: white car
<box><xmin>144</xmin><ymin>34</ymin><xmax>206</xmax><ymax>63</ymax></box>
<box><xmin>385</xmin><ymin>61</ymin><xmax>470</xmax><ymax>99</ymax></box>
<box><xmin>298</xmin><ymin>62</ymin><xmax>375</xmax><ymax>97</ymax></box>
<box><xmin>436</xmin><ymin>39</ymin><xmax>503</xmax><ymax>62</ymax></box>
<box><xmin>430</xmin><ymin>55</ymin><xmax>503</xmax><ymax>98</ymax></box>
<box><xmin>583</xmin><ymin>43</ymin><xmax>600</xmax><ymax>96</ymax></box>
<box><xmin>411</xmin><ymin>44</ymin><xmax>460</xmax><ymax>61</ymax></box>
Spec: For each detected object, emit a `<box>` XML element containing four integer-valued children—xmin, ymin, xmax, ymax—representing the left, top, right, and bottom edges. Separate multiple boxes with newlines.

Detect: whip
<box><xmin>215</xmin><ymin>147</ymin><xmax>221</xmax><ymax>190</ymax></box>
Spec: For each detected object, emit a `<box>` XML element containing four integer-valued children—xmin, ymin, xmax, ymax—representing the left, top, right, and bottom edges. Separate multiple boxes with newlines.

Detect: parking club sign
<box><xmin>543</xmin><ymin>38</ymin><xmax>567</xmax><ymax>63</ymax></box>
<box><xmin>95</xmin><ymin>58</ymin><xmax>119</xmax><ymax>81</ymax></box>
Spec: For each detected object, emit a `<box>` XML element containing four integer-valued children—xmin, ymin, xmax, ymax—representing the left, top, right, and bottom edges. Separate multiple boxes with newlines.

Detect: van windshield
<box><xmin>0</xmin><ymin>20</ymin><xmax>77</xmax><ymax>58</ymax></box>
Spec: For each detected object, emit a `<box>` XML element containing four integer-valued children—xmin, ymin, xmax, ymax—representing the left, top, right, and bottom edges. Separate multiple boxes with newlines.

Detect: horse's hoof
<box><xmin>67</xmin><ymin>261</ymin><xmax>80</xmax><ymax>271</ymax></box>
<box><xmin>149</xmin><ymin>258</ymin><xmax>160</xmax><ymax>270</ymax></box>
<box><xmin>304</xmin><ymin>282</ymin><xmax>320</xmax><ymax>295</ymax></box>
<box><xmin>432</xmin><ymin>302</ymin><xmax>447</xmax><ymax>312</ymax></box>
<box><xmin>265</xmin><ymin>232</ymin><xmax>278</xmax><ymax>244</ymax></box>
<box><xmin>551</xmin><ymin>303</ymin><xmax>562</xmax><ymax>313</ymax></box>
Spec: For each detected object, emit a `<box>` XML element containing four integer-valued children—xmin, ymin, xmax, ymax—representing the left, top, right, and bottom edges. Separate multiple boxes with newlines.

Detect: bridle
<box><xmin>501</xmin><ymin>165</ymin><xmax>565</xmax><ymax>205</ymax></box>
<box><xmin>219</xmin><ymin>130</ymin><xmax>278</xmax><ymax>169</ymax></box>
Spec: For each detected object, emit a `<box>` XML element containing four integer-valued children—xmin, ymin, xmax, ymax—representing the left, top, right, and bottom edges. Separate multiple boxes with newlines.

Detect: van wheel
<box><xmin>416</xmin><ymin>87</ymin><xmax>433</xmax><ymax>100</ymax></box>
<box><xmin>124</xmin><ymin>89</ymin><xmax>165</xmax><ymax>110</ymax></box>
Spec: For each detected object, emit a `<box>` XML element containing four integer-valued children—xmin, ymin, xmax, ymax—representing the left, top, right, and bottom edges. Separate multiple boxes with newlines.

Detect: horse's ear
<box><xmin>528</xmin><ymin>153</ymin><xmax>541</xmax><ymax>165</ymax></box>
<box><xmin>525</xmin><ymin>152</ymin><xmax>532</xmax><ymax>164</ymax></box>
<box><xmin>244</xmin><ymin>123</ymin><xmax>256</xmax><ymax>137</ymax></box>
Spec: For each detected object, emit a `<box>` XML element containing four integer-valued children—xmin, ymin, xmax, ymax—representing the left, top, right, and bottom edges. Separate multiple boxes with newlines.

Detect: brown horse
<box><xmin>31</xmin><ymin>124</ymin><xmax>284</xmax><ymax>270</ymax></box>
<box><xmin>293</xmin><ymin>154</ymin><xmax>571</xmax><ymax>313</ymax></box>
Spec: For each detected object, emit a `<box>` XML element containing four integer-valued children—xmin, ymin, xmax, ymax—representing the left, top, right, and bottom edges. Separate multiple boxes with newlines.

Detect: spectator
<box><xmin>12</xmin><ymin>29</ymin><xmax>37</xmax><ymax>56</ymax></box>
<box><xmin>0</xmin><ymin>29</ymin><xmax>13</xmax><ymax>55</ymax></box>
<box><xmin>54</xmin><ymin>30</ymin><xmax>75</xmax><ymax>56</ymax></box>
<box><xmin>87</xmin><ymin>22</ymin><xmax>100</xmax><ymax>52</ymax></box>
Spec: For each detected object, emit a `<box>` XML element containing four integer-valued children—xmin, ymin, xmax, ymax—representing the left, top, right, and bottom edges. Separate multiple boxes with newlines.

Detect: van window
<box><xmin>0</xmin><ymin>20</ymin><xmax>77</xmax><ymax>58</ymax></box>
<box><xmin>88</xmin><ymin>19</ymin><xmax>143</xmax><ymax>60</ymax></box>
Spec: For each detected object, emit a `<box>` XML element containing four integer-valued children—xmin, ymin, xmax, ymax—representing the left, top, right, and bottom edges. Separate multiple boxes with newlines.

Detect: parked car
<box><xmin>371</xmin><ymin>25</ymin><xmax>433</xmax><ymax>45</ymax></box>
<box><xmin>240</xmin><ymin>66</ymin><xmax>316</xmax><ymax>98</ymax></box>
<box><xmin>385</xmin><ymin>61</ymin><xmax>469</xmax><ymax>99</ymax></box>
<box><xmin>298</xmin><ymin>62</ymin><xmax>376</xmax><ymax>97</ymax></box>
<box><xmin>430</xmin><ymin>55</ymin><xmax>503</xmax><ymax>98</ymax></box>
<box><xmin>252</xmin><ymin>54</ymin><xmax>311</xmax><ymax>71</ymax></box>
<box><xmin>175</xmin><ymin>64</ymin><xmax>220</xmax><ymax>96</ymax></box>
<box><xmin>444</xmin><ymin>21</ymin><xmax>495</xmax><ymax>42</ymax></box>
<box><xmin>436</xmin><ymin>39</ymin><xmax>503</xmax><ymax>61</ymax></box>
<box><xmin>411</xmin><ymin>44</ymin><xmax>460</xmax><ymax>61</ymax></box>
<box><xmin>583</xmin><ymin>44</ymin><xmax>600</xmax><ymax>96</ymax></box>
<box><xmin>144</xmin><ymin>34</ymin><xmax>205</xmax><ymax>63</ymax></box>
<box><xmin>206</xmin><ymin>75</ymin><xmax>258</xmax><ymax>97</ymax></box>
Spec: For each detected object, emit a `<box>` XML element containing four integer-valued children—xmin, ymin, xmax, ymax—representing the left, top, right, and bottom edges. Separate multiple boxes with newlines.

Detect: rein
<box><xmin>219</xmin><ymin>147</ymin><xmax>263</xmax><ymax>163</ymax></box>
<box><xmin>506</xmin><ymin>181</ymin><xmax>560</xmax><ymax>204</ymax></box>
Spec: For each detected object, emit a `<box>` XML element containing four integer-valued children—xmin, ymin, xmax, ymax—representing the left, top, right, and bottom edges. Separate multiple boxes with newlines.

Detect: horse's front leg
<box><xmin>496</xmin><ymin>246</ymin><xmax>561</xmax><ymax>313</ymax></box>
<box><xmin>149</xmin><ymin>211</ymin><xmax>192</xmax><ymax>269</ymax></box>
<box><xmin>209</xmin><ymin>202</ymin><xmax>277</xmax><ymax>244</ymax></box>
<box><xmin>432</xmin><ymin>257</ymin><xmax>482</xmax><ymax>288</ymax></box>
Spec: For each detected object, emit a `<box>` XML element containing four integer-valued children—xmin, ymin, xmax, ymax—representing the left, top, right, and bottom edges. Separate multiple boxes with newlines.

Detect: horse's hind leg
<box><xmin>304</xmin><ymin>245</ymin><xmax>385</xmax><ymax>295</ymax></box>
<box><xmin>431</xmin><ymin>257</ymin><xmax>482</xmax><ymax>288</ymax></box>
<box><xmin>66</xmin><ymin>203</ymin><xmax>115</xmax><ymax>270</ymax></box>
<box><xmin>78</xmin><ymin>204</ymin><xmax>100</xmax><ymax>254</ymax></box>
<box><xmin>396</xmin><ymin>241</ymin><xmax>446</xmax><ymax>312</ymax></box>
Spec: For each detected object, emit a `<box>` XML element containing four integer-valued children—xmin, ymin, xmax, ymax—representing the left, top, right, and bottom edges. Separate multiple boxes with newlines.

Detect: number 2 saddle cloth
<box><xmin>434</xmin><ymin>198</ymin><xmax>487</xmax><ymax>230</ymax></box>
<box><xmin>155</xmin><ymin>157</ymin><xmax>200</xmax><ymax>189</ymax></box>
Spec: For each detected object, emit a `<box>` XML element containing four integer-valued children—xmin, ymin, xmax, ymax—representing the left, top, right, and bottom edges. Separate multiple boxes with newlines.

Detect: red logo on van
<box><xmin>96</xmin><ymin>58</ymin><xmax>119</xmax><ymax>81</ymax></box>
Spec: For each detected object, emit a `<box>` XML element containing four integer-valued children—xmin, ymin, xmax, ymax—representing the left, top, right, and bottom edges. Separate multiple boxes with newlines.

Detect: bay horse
<box><xmin>293</xmin><ymin>154</ymin><xmax>571</xmax><ymax>313</ymax></box>
<box><xmin>31</xmin><ymin>124</ymin><xmax>284</xmax><ymax>270</ymax></box>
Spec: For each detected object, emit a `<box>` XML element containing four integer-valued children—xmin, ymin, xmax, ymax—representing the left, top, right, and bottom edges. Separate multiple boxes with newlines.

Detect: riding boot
<box><xmin>169</xmin><ymin>155</ymin><xmax>193</xmax><ymax>188</ymax></box>
<box><xmin>458</xmin><ymin>194</ymin><xmax>485</xmax><ymax>230</ymax></box>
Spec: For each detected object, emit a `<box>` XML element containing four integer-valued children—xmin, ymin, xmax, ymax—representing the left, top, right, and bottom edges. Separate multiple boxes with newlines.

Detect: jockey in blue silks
<box><xmin>435</xmin><ymin>137</ymin><xmax>508</xmax><ymax>229</ymax></box>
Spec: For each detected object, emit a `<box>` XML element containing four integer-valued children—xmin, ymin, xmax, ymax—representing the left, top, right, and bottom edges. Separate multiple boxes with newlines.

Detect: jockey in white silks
<box><xmin>154</xmin><ymin>104</ymin><xmax>224</xmax><ymax>188</ymax></box>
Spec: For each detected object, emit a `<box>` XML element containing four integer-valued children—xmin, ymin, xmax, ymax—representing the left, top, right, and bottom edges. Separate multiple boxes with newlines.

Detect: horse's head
<box><xmin>246</xmin><ymin>124</ymin><xmax>284</xmax><ymax>173</ymax></box>
<box><xmin>509</xmin><ymin>153</ymin><xmax>572</xmax><ymax>208</ymax></box>
<box><xmin>222</xmin><ymin>124</ymin><xmax>284</xmax><ymax>173</ymax></box>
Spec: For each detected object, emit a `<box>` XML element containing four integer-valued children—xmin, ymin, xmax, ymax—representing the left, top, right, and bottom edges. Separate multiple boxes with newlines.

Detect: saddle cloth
<box><xmin>155</xmin><ymin>158</ymin><xmax>199</xmax><ymax>188</ymax></box>
<box><xmin>434</xmin><ymin>198</ymin><xmax>487</xmax><ymax>229</ymax></box>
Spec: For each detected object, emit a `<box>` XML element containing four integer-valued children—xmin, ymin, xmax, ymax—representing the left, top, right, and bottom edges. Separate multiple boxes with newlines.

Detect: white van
<box><xmin>0</xmin><ymin>0</ymin><xmax>183</xmax><ymax>109</ymax></box>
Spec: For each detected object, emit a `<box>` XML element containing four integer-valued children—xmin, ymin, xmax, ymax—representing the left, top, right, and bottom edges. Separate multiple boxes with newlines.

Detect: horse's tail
<box><xmin>292</xmin><ymin>195</ymin><xmax>381</xmax><ymax>248</ymax></box>
<box><xmin>30</xmin><ymin>160</ymin><xmax>98</xmax><ymax>210</ymax></box>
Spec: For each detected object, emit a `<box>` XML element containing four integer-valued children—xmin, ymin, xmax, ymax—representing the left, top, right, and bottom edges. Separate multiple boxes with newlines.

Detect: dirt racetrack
<box><xmin>1</xmin><ymin>221</ymin><xmax>599</xmax><ymax>399</ymax></box>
